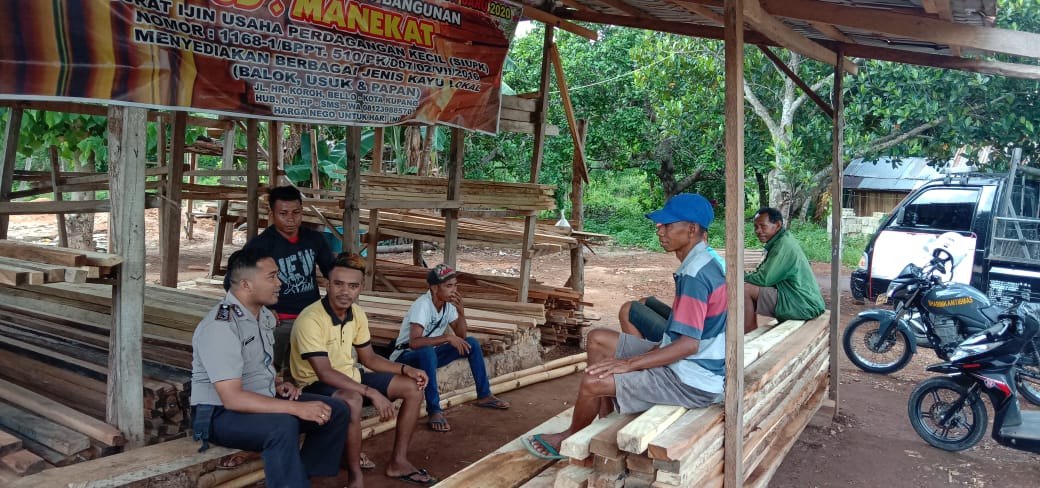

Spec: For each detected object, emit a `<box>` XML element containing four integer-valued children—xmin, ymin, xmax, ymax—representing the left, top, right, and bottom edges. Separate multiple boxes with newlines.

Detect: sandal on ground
<box><xmin>217</xmin><ymin>451</ymin><xmax>260</xmax><ymax>470</ymax></box>
<box><xmin>360</xmin><ymin>452</ymin><xmax>376</xmax><ymax>470</ymax></box>
<box><xmin>476</xmin><ymin>397</ymin><xmax>510</xmax><ymax>410</ymax></box>
<box><xmin>521</xmin><ymin>434</ymin><xmax>565</xmax><ymax>460</ymax></box>
<box><xmin>428</xmin><ymin>414</ymin><xmax>451</xmax><ymax>433</ymax></box>
<box><xmin>394</xmin><ymin>468</ymin><xmax>438</xmax><ymax>486</ymax></box>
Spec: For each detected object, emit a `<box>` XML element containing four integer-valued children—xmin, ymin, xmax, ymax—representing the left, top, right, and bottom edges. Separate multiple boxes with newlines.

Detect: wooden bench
<box><xmin>436</xmin><ymin>313</ymin><xmax>831</xmax><ymax>488</ymax></box>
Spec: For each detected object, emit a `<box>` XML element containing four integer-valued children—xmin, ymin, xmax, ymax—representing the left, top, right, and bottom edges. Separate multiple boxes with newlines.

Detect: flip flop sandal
<box><xmin>428</xmin><ymin>415</ymin><xmax>451</xmax><ymax>433</ymax></box>
<box><xmin>216</xmin><ymin>451</ymin><xmax>258</xmax><ymax>470</ymax></box>
<box><xmin>394</xmin><ymin>468</ymin><xmax>438</xmax><ymax>486</ymax></box>
<box><xmin>360</xmin><ymin>452</ymin><xmax>376</xmax><ymax>470</ymax></box>
<box><xmin>476</xmin><ymin>398</ymin><xmax>510</xmax><ymax>410</ymax></box>
<box><xmin>521</xmin><ymin>434</ymin><xmax>565</xmax><ymax>460</ymax></box>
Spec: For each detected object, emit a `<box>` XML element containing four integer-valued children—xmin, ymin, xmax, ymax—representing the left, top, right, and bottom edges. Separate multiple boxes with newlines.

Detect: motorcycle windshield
<box><xmin>887</xmin><ymin>263</ymin><xmax>922</xmax><ymax>295</ymax></box>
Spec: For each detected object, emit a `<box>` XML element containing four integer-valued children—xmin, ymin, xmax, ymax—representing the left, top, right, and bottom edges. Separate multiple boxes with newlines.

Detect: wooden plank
<box><xmin>106</xmin><ymin>105</ymin><xmax>147</xmax><ymax>447</ymax></box>
<box><xmin>160</xmin><ymin>111</ymin><xmax>187</xmax><ymax>287</ymax></box>
<box><xmin>435</xmin><ymin>408</ymin><xmax>572</xmax><ymax>488</ymax></box>
<box><xmin>829</xmin><ymin>48</ymin><xmax>845</xmax><ymax>413</ymax></box>
<box><xmin>0</xmin><ymin>262</ymin><xmax>42</xmax><ymax>286</ymax></box>
<box><xmin>559</xmin><ymin>412</ymin><xmax>625</xmax><ymax>460</ymax></box>
<box><xmin>0</xmin><ymin>429</ymin><xmax>21</xmax><ymax>456</ymax></box>
<box><xmin>7</xmin><ymin>436</ymin><xmax>237</xmax><ymax>488</ymax></box>
<box><xmin>744</xmin><ymin>0</ymin><xmax>856</xmax><ymax>74</ymax></box>
<box><xmin>0</xmin><ymin>449</ymin><xmax>47</xmax><ymax>476</ymax></box>
<box><xmin>0</xmin><ymin>240</ymin><xmax>87</xmax><ymax>267</ymax></box>
<box><xmin>588</xmin><ymin>414</ymin><xmax>636</xmax><ymax>459</ymax></box>
<box><xmin>553</xmin><ymin>464</ymin><xmax>592</xmax><ymax>488</ymax></box>
<box><xmin>520</xmin><ymin>5</ymin><xmax>598</xmax><ymax>40</ymax></box>
<box><xmin>502</xmin><ymin>95</ymin><xmax>538</xmax><ymax>112</ymax></box>
<box><xmin>246</xmin><ymin>119</ymin><xmax>259</xmax><ymax>240</ymax></box>
<box><xmin>0</xmin><ymin>401</ymin><xmax>92</xmax><ymax>455</ymax></box>
<box><xmin>616</xmin><ymin>405</ymin><xmax>687</xmax><ymax>454</ymax></box>
<box><xmin>549</xmin><ymin>44</ymin><xmax>587</xmax><ymax>183</ymax></box>
<box><xmin>499</xmin><ymin>119</ymin><xmax>561</xmax><ymax>136</ymax></box>
<box><xmin>0</xmin><ymin>107</ymin><xmax>21</xmax><ymax>240</ymax></box>
<box><xmin>0</xmin><ymin>256</ymin><xmax>66</xmax><ymax>282</ymax></box>
<box><xmin>48</xmin><ymin>146</ymin><xmax>69</xmax><ymax>247</ymax></box>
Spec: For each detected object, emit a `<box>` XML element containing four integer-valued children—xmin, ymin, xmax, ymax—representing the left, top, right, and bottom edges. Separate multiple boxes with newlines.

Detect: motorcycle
<box><xmin>842</xmin><ymin>247</ymin><xmax>1040</xmax><ymax>405</ymax></box>
<box><xmin>907</xmin><ymin>301</ymin><xmax>1040</xmax><ymax>452</ymax></box>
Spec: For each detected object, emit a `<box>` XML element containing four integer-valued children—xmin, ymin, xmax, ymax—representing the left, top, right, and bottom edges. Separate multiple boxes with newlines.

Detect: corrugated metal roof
<box><xmin>842</xmin><ymin>156</ymin><xmax>974</xmax><ymax>190</ymax></box>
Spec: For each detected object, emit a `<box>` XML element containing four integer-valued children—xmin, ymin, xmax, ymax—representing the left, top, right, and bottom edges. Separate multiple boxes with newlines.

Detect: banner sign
<box><xmin>0</xmin><ymin>0</ymin><xmax>521</xmax><ymax>134</ymax></box>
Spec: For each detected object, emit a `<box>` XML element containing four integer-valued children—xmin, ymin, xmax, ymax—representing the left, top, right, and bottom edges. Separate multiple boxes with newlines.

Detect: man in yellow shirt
<box><xmin>290</xmin><ymin>253</ymin><xmax>435</xmax><ymax>487</ymax></box>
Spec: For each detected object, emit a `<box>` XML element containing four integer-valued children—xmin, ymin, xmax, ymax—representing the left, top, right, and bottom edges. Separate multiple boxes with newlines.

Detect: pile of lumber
<box><xmin>498</xmin><ymin>95</ymin><xmax>562</xmax><ymax>136</ymax></box>
<box><xmin>360</xmin><ymin>174</ymin><xmax>557</xmax><ymax>212</ymax></box>
<box><xmin>368</xmin><ymin>260</ymin><xmax>597</xmax><ymax>347</ymax></box>
<box><xmin>0</xmin><ymin>240</ymin><xmax>122</xmax><ymax>282</ymax></box>
<box><xmin>438</xmin><ymin>313</ymin><xmax>831</xmax><ymax>488</ymax></box>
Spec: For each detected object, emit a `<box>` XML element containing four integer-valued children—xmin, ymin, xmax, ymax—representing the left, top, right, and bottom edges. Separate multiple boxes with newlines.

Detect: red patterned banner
<box><xmin>0</xmin><ymin>0</ymin><xmax>521</xmax><ymax>134</ymax></box>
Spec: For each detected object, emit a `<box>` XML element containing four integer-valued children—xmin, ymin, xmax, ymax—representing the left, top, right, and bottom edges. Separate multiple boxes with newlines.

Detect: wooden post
<box><xmin>106</xmin><ymin>105</ymin><xmax>146</xmax><ymax>447</ymax></box>
<box><xmin>208</xmin><ymin>201</ymin><xmax>230</xmax><ymax>276</ymax></box>
<box><xmin>185</xmin><ymin>153</ymin><xmax>198</xmax><ymax>240</ymax></box>
<box><xmin>365</xmin><ymin>209</ymin><xmax>379</xmax><ymax>290</ymax></box>
<box><xmin>220</xmin><ymin>121</ymin><xmax>237</xmax><ymax>245</ymax></box>
<box><xmin>372</xmin><ymin>127</ymin><xmax>385</xmax><ymax>174</ymax></box>
<box><xmin>0</xmin><ymin>107</ymin><xmax>23</xmax><ymax>240</ymax></box>
<box><xmin>568</xmin><ymin>120</ymin><xmax>588</xmax><ymax>296</ymax></box>
<box><xmin>246</xmin><ymin>119</ymin><xmax>259</xmax><ymax>240</ymax></box>
<box><xmin>443</xmin><ymin>127</ymin><xmax>463</xmax><ymax>268</ymax></box>
<box><xmin>159</xmin><ymin>112</ymin><xmax>186</xmax><ymax>287</ymax></box>
<box><xmin>310</xmin><ymin>127</ymin><xmax>320</xmax><ymax>190</ymax></box>
<box><xmin>723</xmin><ymin>0</ymin><xmax>746</xmax><ymax>486</ymax></box>
<box><xmin>829</xmin><ymin>47</ymin><xmax>846</xmax><ymax>415</ymax></box>
<box><xmin>343</xmin><ymin>126</ymin><xmax>361</xmax><ymax>255</ymax></box>
<box><xmin>519</xmin><ymin>26</ymin><xmax>555</xmax><ymax>303</ymax></box>
<box><xmin>48</xmin><ymin>146</ymin><xmax>69</xmax><ymax>247</ymax></box>
<box><xmin>412</xmin><ymin>240</ymin><xmax>424</xmax><ymax>266</ymax></box>
<box><xmin>267</xmin><ymin>120</ymin><xmax>281</xmax><ymax>186</ymax></box>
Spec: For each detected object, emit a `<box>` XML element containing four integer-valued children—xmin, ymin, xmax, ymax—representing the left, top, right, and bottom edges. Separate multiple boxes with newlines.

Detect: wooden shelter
<box><xmin>5</xmin><ymin>0</ymin><xmax>1040</xmax><ymax>486</ymax></box>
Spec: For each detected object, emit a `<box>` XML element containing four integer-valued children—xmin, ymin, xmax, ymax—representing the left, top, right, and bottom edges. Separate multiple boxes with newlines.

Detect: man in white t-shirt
<box><xmin>390</xmin><ymin>264</ymin><xmax>509</xmax><ymax>432</ymax></box>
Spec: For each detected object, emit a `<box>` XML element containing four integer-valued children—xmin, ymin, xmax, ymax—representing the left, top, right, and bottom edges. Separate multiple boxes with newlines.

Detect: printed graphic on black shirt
<box><xmin>278</xmin><ymin>249</ymin><xmax>317</xmax><ymax>296</ymax></box>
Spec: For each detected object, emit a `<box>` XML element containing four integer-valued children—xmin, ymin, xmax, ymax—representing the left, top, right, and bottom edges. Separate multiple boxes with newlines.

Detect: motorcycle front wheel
<box><xmin>908</xmin><ymin>377</ymin><xmax>987</xmax><ymax>452</ymax></box>
<box><xmin>1016</xmin><ymin>337</ymin><xmax>1040</xmax><ymax>406</ymax></box>
<box><xmin>842</xmin><ymin>315</ymin><xmax>914</xmax><ymax>374</ymax></box>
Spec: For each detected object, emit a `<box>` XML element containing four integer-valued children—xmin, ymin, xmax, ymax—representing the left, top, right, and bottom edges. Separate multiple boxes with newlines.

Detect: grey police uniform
<box><xmin>190</xmin><ymin>292</ymin><xmax>349</xmax><ymax>487</ymax></box>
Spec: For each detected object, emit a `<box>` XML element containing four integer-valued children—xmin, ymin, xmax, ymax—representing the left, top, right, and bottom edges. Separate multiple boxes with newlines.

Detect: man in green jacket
<box><xmin>744</xmin><ymin>208</ymin><xmax>825</xmax><ymax>333</ymax></box>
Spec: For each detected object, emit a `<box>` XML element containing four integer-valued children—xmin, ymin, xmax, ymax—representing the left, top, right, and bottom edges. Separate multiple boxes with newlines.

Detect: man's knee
<box><xmin>464</xmin><ymin>337</ymin><xmax>482</xmax><ymax>356</ymax></box>
<box><xmin>587</xmin><ymin>329</ymin><xmax>618</xmax><ymax>354</ymax></box>
<box><xmin>264</xmin><ymin>414</ymin><xmax>301</xmax><ymax>444</ymax></box>
<box><xmin>618</xmin><ymin>300</ymin><xmax>632</xmax><ymax>320</ymax></box>
<box><xmin>744</xmin><ymin>283</ymin><xmax>760</xmax><ymax>300</ymax></box>
<box><xmin>332</xmin><ymin>390</ymin><xmax>361</xmax><ymax>418</ymax></box>
<box><xmin>578</xmin><ymin>373</ymin><xmax>613</xmax><ymax>397</ymax></box>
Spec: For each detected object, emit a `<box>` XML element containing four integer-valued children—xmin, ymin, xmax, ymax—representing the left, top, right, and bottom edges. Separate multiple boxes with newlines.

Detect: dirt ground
<box><xmin>7</xmin><ymin>212</ymin><xmax>1040</xmax><ymax>487</ymax></box>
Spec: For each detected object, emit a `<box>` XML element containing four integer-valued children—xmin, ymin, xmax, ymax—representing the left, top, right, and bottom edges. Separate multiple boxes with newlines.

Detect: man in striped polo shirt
<box><xmin>522</xmin><ymin>193</ymin><xmax>727</xmax><ymax>460</ymax></box>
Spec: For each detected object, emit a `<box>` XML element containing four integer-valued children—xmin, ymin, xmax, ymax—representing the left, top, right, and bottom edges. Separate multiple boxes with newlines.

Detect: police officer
<box><xmin>192</xmin><ymin>248</ymin><xmax>349</xmax><ymax>487</ymax></box>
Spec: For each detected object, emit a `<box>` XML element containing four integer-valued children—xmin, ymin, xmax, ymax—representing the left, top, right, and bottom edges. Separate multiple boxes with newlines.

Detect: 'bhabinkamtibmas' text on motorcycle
<box><xmin>842</xmin><ymin>247</ymin><xmax>1040</xmax><ymax>405</ymax></box>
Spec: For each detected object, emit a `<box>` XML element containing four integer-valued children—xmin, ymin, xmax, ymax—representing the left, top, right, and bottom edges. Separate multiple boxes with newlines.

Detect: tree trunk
<box><xmin>419</xmin><ymin>126</ymin><xmax>436</xmax><ymax>176</ymax></box>
<box><xmin>754</xmin><ymin>171</ymin><xmax>768</xmax><ymax>210</ymax></box>
<box><xmin>766</xmin><ymin>166</ymin><xmax>795</xmax><ymax>222</ymax></box>
<box><xmin>405</xmin><ymin>126</ymin><xmax>422</xmax><ymax>173</ymax></box>
<box><xmin>65</xmin><ymin>151</ymin><xmax>95</xmax><ymax>250</ymax></box>
<box><xmin>283</xmin><ymin>123</ymin><xmax>305</xmax><ymax>164</ymax></box>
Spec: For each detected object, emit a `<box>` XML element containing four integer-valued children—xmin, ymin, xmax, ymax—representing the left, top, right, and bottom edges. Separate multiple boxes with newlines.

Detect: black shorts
<box><xmin>302</xmin><ymin>370</ymin><xmax>395</xmax><ymax>405</ymax></box>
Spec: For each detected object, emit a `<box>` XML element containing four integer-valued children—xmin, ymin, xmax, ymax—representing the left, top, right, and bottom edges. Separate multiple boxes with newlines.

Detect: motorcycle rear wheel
<box><xmin>908</xmin><ymin>377</ymin><xmax>987</xmax><ymax>452</ymax></box>
<box><xmin>842</xmin><ymin>315</ymin><xmax>914</xmax><ymax>374</ymax></box>
<box><xmin>1015</xmin><ymin>337</ymin><xmax>1040</xmax><ymax>406</ymax></box>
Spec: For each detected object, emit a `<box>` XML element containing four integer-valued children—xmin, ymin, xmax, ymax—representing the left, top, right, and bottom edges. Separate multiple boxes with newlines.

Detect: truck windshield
<box><xmin>892</xmin><ymin>187</ymin><xmax>979</xmax><ymax>233</ymax></box>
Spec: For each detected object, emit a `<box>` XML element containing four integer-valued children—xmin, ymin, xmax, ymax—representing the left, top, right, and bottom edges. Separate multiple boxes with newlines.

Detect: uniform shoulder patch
<box><xmin>215</xmin><ymin>304</ymin><xmax>232</xmax><ymax>321</ymax></box>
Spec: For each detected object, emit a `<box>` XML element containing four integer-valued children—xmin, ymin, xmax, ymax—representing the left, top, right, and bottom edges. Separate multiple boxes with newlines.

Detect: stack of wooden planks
<box><xmin>0</xmin><ymin>240</ymin><xmax>121</xmax><ymax>282</ymax></box>
<box><xmin>368</xmin><ymin>260</ymin><xmax>597</xmax><ymax>347</ymax></box>
<box><xmin>359</xmin><ymin>174</ymin><xmax>557</xmax><ymax>212</ymax></box>
<box><xmin>498</xmin><ymin>95</ymin><xmax>562</xmax><ymax>136</ymax></box>
<box><xmin>437</xmin><ymin>313</ymin><xmax>831</xmax><ymax>488</ymax></box>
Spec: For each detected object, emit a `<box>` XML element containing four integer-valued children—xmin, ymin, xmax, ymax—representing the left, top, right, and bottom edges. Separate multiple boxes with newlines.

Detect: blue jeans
<box><xmin>395</xmin><ymin>337</ymin><xmax>490</xmax><ymax>415</ymax></box>
<box><xmin>204</xmin><ymin>393</ymin><xmax>349</xmax><ymax>488</ymax></box>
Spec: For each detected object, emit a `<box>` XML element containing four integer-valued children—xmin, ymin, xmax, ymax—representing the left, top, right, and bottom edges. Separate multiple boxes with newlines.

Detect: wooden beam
<box><xmin>343</xmin><ymin>126</ymin><xmax>362</xmax><ymax>255</ymax></box>
<box><xmin>836</xmin><ymin>42</ymin><xmax>1040</xmax><ymax>80</ymax></box>
<box><xmin>593</xmin><ymin>0</ymin><xmax>646</xmax><ymax>17</ymax></box>
<box><xmin>568</xmin><ymin>119</ymin><xmax>587</xmax><ymax>296</ymax></box>
<box><xmin>364</xmin><ymin>209</ymin><xmax>379</xmax><ymax>290</ymax></box>
<box><xmin>671</xmin><ymin>0</ymin><xmax>725</xmax><ymax>25</ymax></box>
<box><xmin>246</xmin><ymin>119</ymin><xmax>259</xmax><ymax>240</ymax></box>
<box><xmin>443</xmin><ymin>127</ymin><xmax>464</xmax><ymax>268</ymax></box>
<box><xmin>808</xmin><ymin>21</ymin><xmax>853</xmax><ymax>44</ymax></box>
<box><xmin>106</xmin><ymin>105</ymin><xmax>147</xmax><ymax>448</ymax></box>
<box><xmin>745</xmin><ymin>0</ymin><xmax>856</xmax><ymax>75</ymax></box>
<box><xmin>267</xmin><ymin>120</ymin><xmax>281</xmax><ymax>185</ymax></box>
<box><xmin>549</xmin><ymin>44</ymin><xmax>588</xmax><ymax>184</ymax></box>
<box><xmin>757</xmin><ymin>46</ymin><xmax>834</xmax><ymax>118</ymax></box>
<box><xmin>160</xmin><ymin>112</ymin><xmax>186</xmax><ymax>288</ymax></box>
<box><xmin>48</xmin><ymin>146</ymin><xmax>68</xmax><ymax>247</ymax></box>
<box><xmin>761</xmin><ymin>0</ymin><xmax>1040</xmax><ymax>60</ymax></box>
<box><xmin>521</xmin><ymin>6</ymin><xmax>598</xmax><ymax>40</ymax></box>
<box><xmin>0</xmin><ymin>107</ymin><xmax>22</xmax><ymax>240</ymax></box>
<box><xmin>723</xmin><ymin>0</ymin><xmax>746</xmax><ymax>486</ymax></box>
<box><xmin>829</xmin><ymin>46</ymin><xmax>844</xmax><ymax>413</ymax></box>
<box><xmin>372</xmin><ymin>126</ymin><xmax>385</xmax><ymax>173</ymax></box>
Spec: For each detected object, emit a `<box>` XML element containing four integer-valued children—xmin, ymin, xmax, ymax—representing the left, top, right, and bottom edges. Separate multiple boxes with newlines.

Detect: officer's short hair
<box><xmin>332</xmin><ymin>252</ymin><xmax>366</xmax><ymax>275</ymax></box>
<box><xmin>268</xmin><ymin>185</ymin><xmax>303</xmax><ymax>208</ymax></box>
<box><xmin>227</xmin><ymin>248</ymin><xmax>272</xmax><ymax>283</ymax></box>
<box><xmin>755</xmin><ymin>207</ymin><xmax>784</xmax><ymax>225</ymax></box>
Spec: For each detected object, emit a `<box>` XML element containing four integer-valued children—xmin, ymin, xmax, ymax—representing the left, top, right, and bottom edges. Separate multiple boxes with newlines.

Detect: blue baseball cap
<box><xmin>646</xmin><ymin>194</ymin><xmax>714</xmax><ymax>229</ymax></box>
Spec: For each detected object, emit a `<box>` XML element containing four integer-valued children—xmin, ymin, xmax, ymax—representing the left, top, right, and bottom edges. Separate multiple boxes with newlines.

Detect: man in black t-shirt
<box><xmin>229</xmin><ymin>185</ymin><xmax>335</xmax><ymax>374</ymax></box>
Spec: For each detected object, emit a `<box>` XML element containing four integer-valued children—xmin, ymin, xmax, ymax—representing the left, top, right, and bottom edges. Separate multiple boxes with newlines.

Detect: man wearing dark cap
<box><xmin>390</xmin><ymin>264</ymin><xmax>509</xmax><ymax>433</ymax></box>
<box><xmin>523</xmin><ymin>193</ymin><xmax>727</xmax><ymax>460</ymax></box>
